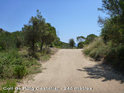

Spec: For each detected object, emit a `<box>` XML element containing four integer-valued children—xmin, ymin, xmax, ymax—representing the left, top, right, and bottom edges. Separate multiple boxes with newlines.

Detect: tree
<box><xmin>100</xmin><ymin>0</ymin><xmax>124</xmax><ymax>16</ymax></box>
<box><xmin>23</xmin><ymin>10</ymin><xmax>58</xmax><ymax>55</ymax></box>
<box><xmin>69</xmin><ymin>39</ymin><xmax>75</xmax><ymax>48</ymax></box>
<box><xmin>0</xmin><ymin>28</ymin><xmax>4</xmax><ymax>33</ymax></box>
<box><xmin>0</xmin><ymin>29</ymin><xmax>25</xmax><ymax>50</ymax></box>
<box><xmin>23</xmin><ymin>14</ymin><xmax>43</xmax><ymax>55</ymax></box>
<box><xmin>98</xmin><ymin>0</ymin><xmax>124</xmax><ymax>71</ymax></box>
<box><xmin>77</xmin><ymin>36</ymin><xmax>85</xmax><ymax>42</ymax></box>
<box><xmin>40</xmin><ymin>23</ymin><xmax>57</xmax><ymax>50</ymax></box>
<box><xmin>76</xmin><ymin>36</ymin><xmax>85</xmax><ymax>48</ymax></box>
<box><xmin>85</xmin><ymin>34</ymin><xmax>97</xmax><ymax>44</ymax></box>
<box><xmin>11</xmin><ymin>31</ymin><xmax>24</xmax><ymax>48</ymax></box>
<box><xmin>24</xmin><ymin>10</ymin><xmax>45</xmax><ymax>48</ymax></box>
<box><xmin>77</xmin><ymin>42</ymin><xmax>84</xmax><ymax>48</ymax></box>
<box><xmin>0</xmin><ymin>30</ymin><xmax>19</xmax><ymax>50</ymax></box>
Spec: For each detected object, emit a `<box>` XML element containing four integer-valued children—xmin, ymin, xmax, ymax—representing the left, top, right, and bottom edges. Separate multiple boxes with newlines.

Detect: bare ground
<box><xmin>18</xmin><ymin>49</ymin><xmax>124</xmax><ymax>93</ymax></box>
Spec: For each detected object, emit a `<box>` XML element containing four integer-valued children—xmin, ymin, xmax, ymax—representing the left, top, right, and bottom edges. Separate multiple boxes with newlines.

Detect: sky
<box><xmin>0</xmin><ymin>0</ymin><xmax>106</xmax><ymax>43</ymax></box>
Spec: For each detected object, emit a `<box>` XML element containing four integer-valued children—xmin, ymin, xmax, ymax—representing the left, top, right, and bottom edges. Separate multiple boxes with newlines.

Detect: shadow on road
<box><xmin>77</xmin><ymin>63</ymin><xmax>124</xmax><ymax>84</ymax></box>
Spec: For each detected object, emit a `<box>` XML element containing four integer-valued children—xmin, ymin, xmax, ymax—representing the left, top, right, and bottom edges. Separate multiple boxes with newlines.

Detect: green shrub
<box><xmin>104</xmin><ymin>45</ymin><xmax>124</xmax><ymax>71</ymax></box>
<box><xmin>83</xmin><ymin>37</ymin><xmax>107</xmax><ymax>60</ymax></box>
<box><xmin>14</xmin><ymin>65</ymin><xmax>27</xmax><ymax>79</ymax></box>
<box><xmin>0</xmin><ymin>46</ymin><xmax>3</xmax><ymax>51</ymax></box>
<box><xmin>84</xmin><ymin>37</ymin><xmax>124</xmax><ymax>72</ymax></box>
<box><xmin>41</xmin><ymin>48</ymin><xmax>51</xmax><ymax>55</ymax></box>
<box><xmin>0</xmin><ymin>50</ymin><xmax>24</xmax><ymax>78</ymax></box>
<box><xmin>0</xmin><ymin>50</ymin><xmax>41</xmax><ymax>79</ymax></box>
<box><xmin>0</xmin><ymin>80</ymin><xmax>16</xmax><ymax>93</ymax></box>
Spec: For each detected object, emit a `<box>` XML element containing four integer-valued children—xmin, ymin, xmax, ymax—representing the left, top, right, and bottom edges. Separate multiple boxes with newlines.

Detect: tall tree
<box><xmin>23</xmin><ymin>10</ymin><xmax>45</xmax><ymax>54</ymax></box>
<box><xmin>23</xmin><ymin>10</ymin><xmax>58</xmax><ymax>54</ymax></box>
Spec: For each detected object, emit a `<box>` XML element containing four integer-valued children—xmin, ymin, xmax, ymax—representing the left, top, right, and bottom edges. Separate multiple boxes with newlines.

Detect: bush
<box><xmin>0</xmin><ymin>80</ymin><xmax>16</xmax><ymax>93</ymax></box>
<box><xmin>0</xmin><ymin>46</ymin><xmax>2</xmax><ymax>51</ymax></box>
<box><xmin>14</xmin><ymin>65</ymin><xmax>27</xmax><ymax>79</ymax></box>
<box><xmin>84</xmin><ymin>37</ymin><xmax>124</xmax><ymax>72</ymax></box>
<box><xmin>83</xmin><ymin>37</ymin><xmax>107</xmax><ymax>60</ymax></box>
<box><xmin>41</xmin><ymin>48</ymin><xmax>51</xmax><ymax>55</ymax></box>
<box><xmin>0</xmin><ymin>50</ymin><xmax>41</xmax><ymax>79</ymax></box>
<box><xmin>0</xmin><ymin>50</ymin><xmax>25</xmax><ymax>78</ymax></box>
<box><xmin>104</xmin><ymin>45</ymin><xmax>124</xmax><ymax>71</ymax></box>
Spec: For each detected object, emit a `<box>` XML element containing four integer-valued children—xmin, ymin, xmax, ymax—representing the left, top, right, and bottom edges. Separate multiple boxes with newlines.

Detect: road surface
<box><xmin>18</xmin><ymin>49</ymin><xmax>124</xmax><ymax>93</ymax></box>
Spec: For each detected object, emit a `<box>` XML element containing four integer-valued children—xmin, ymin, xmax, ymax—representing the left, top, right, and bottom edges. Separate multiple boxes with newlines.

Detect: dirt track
<box><xmin>18</xmin><ymin>49</ymin><xmax>124</xmax><ymax>93</ymax></box>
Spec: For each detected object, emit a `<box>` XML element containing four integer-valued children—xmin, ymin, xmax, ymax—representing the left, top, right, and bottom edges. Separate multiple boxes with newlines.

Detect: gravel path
<box><xmin>18</xmin><ymin>49</ymin><xmax>124</xmax><ymax>93</ymax></box>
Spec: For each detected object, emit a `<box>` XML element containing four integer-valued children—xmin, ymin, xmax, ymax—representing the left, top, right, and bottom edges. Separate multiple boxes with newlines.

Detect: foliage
<box><xmin>83</xmin><ymin>38</ymin><xmax>107</xmax><ymax>60</ymax></box>
<box><xmin>0</xmin><ymin>10</ymin><xmax>62</xmax><ymax>91</ymax></box>
<box><xmin>11</xmin><ymin>31</ymin><xmax>25</xmax><ymax>48</ymax></box>
<box><xmin>14</xmin><ymin>65</ymin><xmax>27</xmax><ymax>79</ymax></box>
<box><xmin>40</xmin><ymin>23</ymin><xmax>57</xmax><ymax>50</ymax></box>
<box><xmin>0</xmin><ymin>31</ymin><xmax>15</xmax><ymax>50</ymax></box>
<box><xmin>77</xmin><ymin>42</ymin><xmax>84</xmax><ymax>48</ymax></box>
<box><xmin>100</xmin><ymin>0</ymin><xmax>124</xmax><ymax>71</ymax></box>
<box><xmin>69</xmin><ymin>38</ymin><xmax>75</xmax><ymax>48</ymax></box>
<box><xmin>0</xmin><ymin>10</ymin><xmax>60</xmax><ymax>80</ymax></box>
<box><xmin>76</xmin><ymin>34</ymin><xmax>97</xmax><ymax>48</ymax></box>
<box><xmin>54</xmin><ymin>39</ymin><xmax>70</xmax><ymax>48</ymax></box>
<box><xmin>0</xmin><ymin>80</ymin><xmax>16</xmax><ymax>93</ymax></box>
<box><xmin>0</xmin><ymin>30</ymin><xmax>24</xmax><ymax>50</ymax></box>
<box><xmin>84</xmin><ymin>34</ymin><xmax>97</xmax><ymax>44</ymax></box>
<box><xmin>23</xmin><ymin>10</ymin><xmax>58</xmax><ymax>55</ymax></box>
<box><xmin>23</xmin><ymin>14</ymin><xmax>44</xmax><ymax>55</ymax></box>
<box><xmin>77</xmin><ymin>36</ymin><xmax>85</xmax><ymax>42</ymax></box>
<box><xmin>83</xmin><ymin>0</ymin><xmax>124</xmax><ymax>72</ymax></box>
<box><xmin>0</xmin><ymin>50</ymin><xmax>40</xmax><ymax>79</ymax></box>
<box><xmin>100</xmin><ymin>0</ymin><xmax>124</xmax><ymax>16</ymax></box>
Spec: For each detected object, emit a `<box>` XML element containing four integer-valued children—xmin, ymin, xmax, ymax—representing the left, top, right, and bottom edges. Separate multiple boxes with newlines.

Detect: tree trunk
<box><xmin>40</xmin><ymin>42</ymin><xmax>43</xmax><ymax>51</ymax></box>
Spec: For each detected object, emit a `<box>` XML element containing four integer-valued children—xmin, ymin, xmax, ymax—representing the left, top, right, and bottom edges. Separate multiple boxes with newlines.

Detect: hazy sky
<box><xmin>0</xmin><ymin>0</ymin><xmax>105</xmax><ymax>42</ymax></box>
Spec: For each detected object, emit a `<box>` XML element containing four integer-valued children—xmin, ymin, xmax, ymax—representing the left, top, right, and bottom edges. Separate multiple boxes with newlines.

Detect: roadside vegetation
<box><xmin>69</xmin><ymin>38</ymin><xmax>75</xmax><ymax>48</ymax></box>
<box><xmin>1</xmin><ymin>0</ymin><xmax>124</xmax><ymax>92</ymax></box>
<box><xmin>0</xmin><ymin>10</ymin><xmax>69</xmax><ymax>92</ymax></box>
<box><xmin>76</xmin><ymin>34</ymin><xmax>97</xmax><ymax>49</ymax></box>
<box><xmin>82</xmin><ymin>0</ymin><xmax>124</xmax><ymax>73</ymax></box>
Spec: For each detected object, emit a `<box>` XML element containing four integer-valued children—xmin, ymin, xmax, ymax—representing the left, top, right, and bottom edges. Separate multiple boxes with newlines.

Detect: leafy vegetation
<box><xmin>77</xmin><ymin>42</ymin><xmax>84</xmax><ymax>48</ymax></box>
<box><xmin>69</xmin><ymin>38</ymin><xmax>75</xmax><ymax>48</ymax></box>
<box><xmin>84</xmin><ymin>34</ymin><xmax>97</xmax><ymax>44</ymax></box>
<box><xmin>54</xmin><ymin>39</ymin><xmax>70</xmax><ymax>48</ymax></box>
<box><xmin>83</xmin><ymin>37</ymin><xmax>107</xmax><ymax>60</ymax></box>
<box><xmin>0</xmin><ymin>50</ymin><xmax>40</xmax><ymax>79</ymax></box>
<box><xmin>22</xmin><ymin>10</ymin><xmax>58</xmax><ymax>57</ymax></box>
<box><xmin>0</xmin><ymin>9</ymin><xmax>74</xmax><ymax>92</ymax></box>
<box><xmin>0</xmin><ymin>10</ymin><xmax>68</xmax><ymax>92</ymax></box>
<box><xmin>76</xmin><ymin>36</ymin><xmax>85</xmax><ymax>48</ymax></box>
<box><xmin>0</xmin><ymin>80</ymin><xmax>16</xmax><ymax>93</ymax></box>
<box><xmin>83</xmin><ymin>0</ymin><xmax>124</xmax><ymax>73</ymax></box>
<box><xmin>76</xmin><ymin>34</ymin><xmax>97</xmax><ymax>48</ymax></box>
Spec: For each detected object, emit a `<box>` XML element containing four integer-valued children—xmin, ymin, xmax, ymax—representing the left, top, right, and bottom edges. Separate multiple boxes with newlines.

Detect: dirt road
<box><xmin>18</xmin><ymin>49</ymin><xmax>124</xmax><ymax>93</ymax></box>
